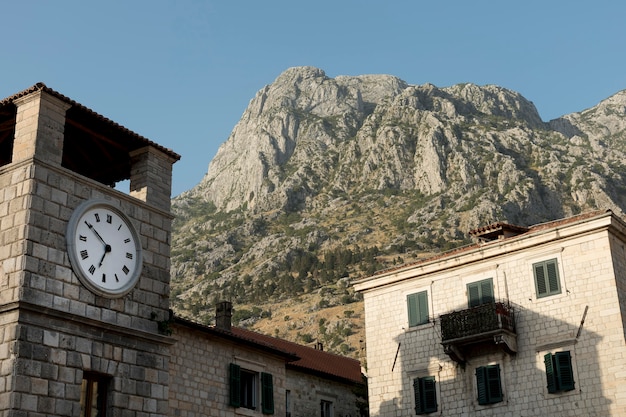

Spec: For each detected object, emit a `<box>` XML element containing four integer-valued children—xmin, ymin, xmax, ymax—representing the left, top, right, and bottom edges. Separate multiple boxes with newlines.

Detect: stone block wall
<box><xmin>5</xmin><ymin>308</ymin><xmax>170</xmax><ymax>416</ymax></box>
<box><xmin>286</xmin><ymin>369</ymin><xmax>362</xmax><ymax>417</ymax></box>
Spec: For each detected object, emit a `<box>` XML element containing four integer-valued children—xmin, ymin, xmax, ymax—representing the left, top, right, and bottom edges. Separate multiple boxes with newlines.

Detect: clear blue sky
<box><xmin>3</xmin><ymin>1</ymin><xmax>625</xmax><ymax>196</ymax></box>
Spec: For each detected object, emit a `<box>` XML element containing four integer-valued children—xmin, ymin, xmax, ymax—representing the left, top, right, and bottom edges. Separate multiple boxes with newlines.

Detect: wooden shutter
<box><xmin>546</xmin><ymin>260</ymin><xmax>560</xmax><ymax>293</ymax></box>
<box><xmin>486</xmin><ymin>365</ymin><xmax>502</xmax><ymax>403</ymax></box>
<box><xmin>476</xmin><ymin>365</ymin><xmax>502</xmax><ymax>405</ymax></box>
<box><xmin>481</xmin><ymin>279</ymin><xmax>494</xmax><ymax>304</ymax></box>
<box><xmin>413</xmin><ymin>377</ymin><xmax>437</xmax><ymax>414</ymax></box>
<box><xmin>408</xmin><ymin>293</ymin><xmax>419</xmax><ymax>327</ymax></box>
<box><xmin>535</xmin><ymin>259</ymin><xmax>561</xmax><ymax>298</ymax></box>
<box><xmin>555</xmin><ymin>351</ymin><xmax>575</xmax><ymax>391</ymax></box>
<box><xmin>476</xmin><ymin>367</ymin><xmax>488</xmax><ymax>405</ymax></box>
<box><xmin>544</xmin><ymin>353</ymin><xmax>557</xmax><ymax>393</ymax></box>
<box><xmin>468</xmin><ymin>282</ymin><xmax>481</xmax><ymax>308</ymax></box>
<box><xmin>535</xmin><ymin>263</ymin><xmax>548</xmax><ymax>296</ymax></box>
<box><xmin>413</xmin><ymin>377</ymin><xmax>422</xmax><ymax>414</ymax></box>
<box><xmin>229</xmin><ymin>363</ymin><xmax>241</xmax><ymax>407</ymax></box>
<box><xmin>422</xmin><ymin>377</ymin><xmax>437</xmax><ymax>413</ymax></box>
<box><xmin>408</xmin><ymin>291</ymin><xmax>429</xmax><ymax>327</ymax></box>
<box><xmin>261</xmin><ymin>372</ymin><xmax>274</xmax><ymax>414</ymax></box>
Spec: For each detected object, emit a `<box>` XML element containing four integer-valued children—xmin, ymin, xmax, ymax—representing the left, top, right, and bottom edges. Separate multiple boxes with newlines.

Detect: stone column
<box><xmin>130</xmin><ymin>146</ymin><xmax>177</xmax><ymax>211</ymax></box>
<box><xmin>12</xmin><ymin>90</ymin><xmax>71</xmax><ymax>165</ymax></box>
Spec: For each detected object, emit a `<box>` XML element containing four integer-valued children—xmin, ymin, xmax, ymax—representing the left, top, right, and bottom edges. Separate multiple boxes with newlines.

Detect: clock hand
<box><xmin>85</xmin><ymin>221</ymin><xmax>108</xmax><ymax>246</ymax></box>
<box><xmin>98</xmin><ymin>244</ymin><xmax>112</xmax><ymax>267</ymax></box>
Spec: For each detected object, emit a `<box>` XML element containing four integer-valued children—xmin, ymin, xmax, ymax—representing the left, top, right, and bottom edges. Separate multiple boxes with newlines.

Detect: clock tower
<box><xmin>0</xmin><ymin>84</ymin><xmax>180</xmax><ymax>416</ymax></box>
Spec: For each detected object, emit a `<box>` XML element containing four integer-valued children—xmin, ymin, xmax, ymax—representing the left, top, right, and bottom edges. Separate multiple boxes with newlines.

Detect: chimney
<box><xmin>216</xmin><ymin>301</ymin><xmax>233</xmax><ymax>331</ymax></box>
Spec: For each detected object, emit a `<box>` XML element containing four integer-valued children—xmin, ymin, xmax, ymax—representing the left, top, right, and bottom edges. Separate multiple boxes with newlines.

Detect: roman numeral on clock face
<box><xmin>122</xmin><ymin>265</ymin><xmax>129</xmax><ymax>275</ymax></box>
<box><xmin>126</xmin><ymin>252</ymin><xmax>133</xmax><ymax>259</ymax></box>
<box><xmin>80</xmin><ymin>250</ymin><xmax>89</xmax><ymax>260</ymax></box>
<box><xmin>106</xmin><ymin>214</ymin><xmax>112</xmax><ymax>224</ymax></box>
<box><xmin>79</xmin><ymin>235</ymin><xmax>87</xmax><ymax>242</ymax></box>
<box><xmin>124</xmin><ymin>238</ymin><xmax>131</xmax><ymax>243</ymax></box>
<box><xmin>89</xmin><ymin>265</ymin><xmax>96</xmax><ymax>275</ymax></box>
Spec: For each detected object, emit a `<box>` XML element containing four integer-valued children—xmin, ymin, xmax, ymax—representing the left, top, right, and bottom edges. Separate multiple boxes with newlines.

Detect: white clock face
<box><xmin>67</xmin><ymin>200</ymin><xmax>142</xmax><ymax>297</ymax></box>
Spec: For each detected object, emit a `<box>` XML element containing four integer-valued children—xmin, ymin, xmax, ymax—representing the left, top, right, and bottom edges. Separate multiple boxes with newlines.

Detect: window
<box><xmin>80</xmin><ymin>372</ymin><xmax>110</xmax><ymax>417</ymax></box>
<box><xmin>544</xmin><ymin>351</ymin><xmax>575</xmax><ymax>393</ymax></box>
<box><xmin>321</xmin><ymin>400</ymin><xmax>333</xmax><ymax>417</ymax></box>
<box><xmin>534</xmin><ymin>258</ymin><xmax>561</xmax><ymax>298</ymax></box>
<box><xmin>286</xmin><ymin>390</ymin><xmax>291</xmax><ymax>417</ymax></box>
<box><xmin>229</xmin><ymin>363</ymin><xmax>275</xmax><ymax>414</ymax></box>
<box><xmin>407</xmin><ymin>291</ymin><xmax>429</xmax><ymax>327</ymax></box>
<box><xmin>467</xmin><ymin>278</ymin><xmax>494</xmax><ymax>308</ymax></box>
<box><xmin>475</xmin><ymin>365</ymin><xmax>503</xmax><ymax>405</ymax></box>
<box><xmin>413</xmin><ymin>376</ymin><xmax>437</xmax><ymax>414</ymax></box>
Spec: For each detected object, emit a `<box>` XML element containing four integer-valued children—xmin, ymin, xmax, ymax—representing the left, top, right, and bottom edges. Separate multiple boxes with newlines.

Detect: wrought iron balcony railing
<box><xmin>440</xmin><ymin>301</ymin><xmax>515</xmax><ymax>343</ymax></box>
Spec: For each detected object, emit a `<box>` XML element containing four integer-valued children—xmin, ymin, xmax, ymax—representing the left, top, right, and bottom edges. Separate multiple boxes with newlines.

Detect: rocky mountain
<box><xmin>170</xmin><ymin>66</ymin><xmax>626</xmax><ymax>356</ymax></box>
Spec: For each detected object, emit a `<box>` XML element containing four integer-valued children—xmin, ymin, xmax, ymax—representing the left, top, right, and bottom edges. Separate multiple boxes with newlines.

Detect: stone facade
<box><xmin>0</xmin><ymin>85</ymin><xmax>179</xmax><ymax>416</ymax></box>
<box><xmin>168</xmin><ymin>312</ymin><xmax>366</xmax><ymax>417</ymax></box>
<box><xmin>354</xmin><ymin>210</ymin><xmax>626</xmax><ymax>416</ymax></box>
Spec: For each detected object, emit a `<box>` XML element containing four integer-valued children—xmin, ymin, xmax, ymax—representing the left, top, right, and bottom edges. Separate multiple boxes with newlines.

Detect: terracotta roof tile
<box><xmin>231</xmin><ymin>327</ymin><xmax>363</xmax><ymax>384</ymax></box>
<box><xmin>1</xmin><ymin>83</ymin><xmax>180</xmax><ymax>161</ymax></box>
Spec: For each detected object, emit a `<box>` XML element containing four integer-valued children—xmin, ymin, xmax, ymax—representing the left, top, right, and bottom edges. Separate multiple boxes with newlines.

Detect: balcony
<box><xmin>440</xmin><ymin>301</ymin><xmax>517</xmax><ymax>364</ymax></box>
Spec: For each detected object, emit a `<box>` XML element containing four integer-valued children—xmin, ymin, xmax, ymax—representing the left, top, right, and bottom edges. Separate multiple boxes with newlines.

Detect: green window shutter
<box><xmin>555</xmin><ymin>351</ymin><xmax>575</xmax><ymax>391</ymax></box>
<box><xmin>481</xmin><ymin>279</ymin><xmax>494</xmax><ymax>304</ymax></box>
<box><xmin>534</xmin><ymin>259</ymin><xmax>561</xmax><ymax>298</ymax></box>
<box><xmin>544</xmin><ymin>353</ymin><xmax>557</xmax><ymax>393</ymax></box>
<box><xmin>413</xmin><ymin>377</ymin><xmax>437</xmax><ymax>414</ymax></box>
<box><xmin>476</xmin><ymin>367</ymin><xmax>488</xmax><ymax>405</ymax></box>
<box><xmin>486</xmin><ymin>365</ymin><xmax>502</xmax><ymax>403</ymax></box>
<box><xmin>476</xmin><ymin>365</ymin><xmax>502</xmax><ymax>405</ymax></box>
<box><xmin>261</xmin><ymin>372</ymin><xmax>274</xmax><ymax>414</ymax></box>
<box><xmin>408</xmin><ymin>293</ymin><xmax>419</xmax><ymax>327</ymax></box>
<box><xmin>546</xmin><ymin>260</ymin><xmax>561</xmax><ymax>293</ymax></box>
<box><xmin>417</xmin><ymin>291</ymin><xmax>429</xmax><ymax>325</ymax></box>
<box><xmin>422</xmin><ymin>377</ymin><xmax>437</xmax><ymax>413</ymax></box>
<box><xmin>229</xmin><ymin>363</ymin><xmax>241</xmax><ymax>407</ymax></box>
<box><xmin>535</xmin><ymin>264</ymin><xmax>548</xmax><ymax>296</ymax></box>
<box><xmin>413</xmin><ymin>378</ymin><xmax>422</xmax><ymax>414</ymax></box>
<box><xmin>468</xmin><ymin>283</ymin><xmax>481</xmax><ymax>308</ymax></box>
<box><xmin>407</xmin><ymin>291</ymin><xmax>429</xmax><ymax>327</ymax></box>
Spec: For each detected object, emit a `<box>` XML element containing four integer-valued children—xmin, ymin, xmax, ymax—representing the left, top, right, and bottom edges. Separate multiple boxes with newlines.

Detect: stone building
<box><xmin>354</xmin><ymin>210</ymin><xmax>626</xmax><ymax>416</ymax></box>
<box><xmin>0</xmin><ymin>84</ymin><xmax>364</xmax><ymax>417</ymax></box>
<box><xmin>170</xmin><ymin>302</ymin><xmax>365</xmax><ymax>417</ymax></box>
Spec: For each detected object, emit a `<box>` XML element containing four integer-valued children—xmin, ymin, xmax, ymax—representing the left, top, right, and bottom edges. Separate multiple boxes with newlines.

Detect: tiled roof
<box><xmin>174</xmin><ymin>316</ymin><xmax>363</xmax><ymax>385</ymax></box>
<box><xmin>231</xmin><ymin>327</ymin><xmax>364</xmax><ymax>384</ymax></box>
<box><xmin>1</xmin><ymin>83</ymin><xmax>180</xmax><ymax>161</ymax></box>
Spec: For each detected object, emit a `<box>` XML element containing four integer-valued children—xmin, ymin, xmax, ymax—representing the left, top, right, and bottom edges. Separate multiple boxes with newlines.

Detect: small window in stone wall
<box><xmin>544</xmin><ymin>351</ymin><xmax>575</xmax><ymax>393</ymax></box>
<box><xmin>229</xmin><ymin>363</ymin><xmax>275</xmax><ymax>414</ymax></box>
<box><xmin>533</xmin><ymin>258</ymin><xmax>561</xmax><ymax>298</ymax></box>
<box><xmin>80</xmin><ymin>372</ymin><xmax>110</xmax><ymax>417</ymax></box>
<box><xmin>475</xmin><ymin>364</ymin><xmax>503</xmax><ymax>405</ymax></box>
<box><xmin>413</xmin><ymin>376</ymin><xmax>437</xmax><ymax>414</ymax></box>
<box><xmin>321</xmin><ymin>400</ymin><xmax>333</xmax><ymax>417</ymax></box>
